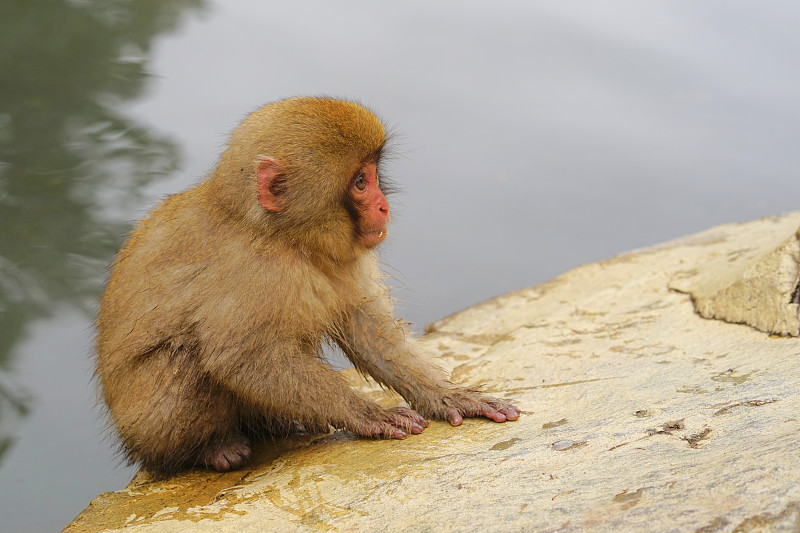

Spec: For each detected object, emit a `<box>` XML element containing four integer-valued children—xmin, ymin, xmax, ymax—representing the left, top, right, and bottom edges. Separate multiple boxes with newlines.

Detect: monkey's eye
<box><xmin>354</xmin><ymin>173</ymin><xmax>367</xmax><ymax>191</ymax></box>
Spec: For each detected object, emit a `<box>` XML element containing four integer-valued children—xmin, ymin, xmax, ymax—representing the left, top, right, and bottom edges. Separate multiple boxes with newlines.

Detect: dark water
<box><xmin>1</xmin><ymin>1</ymin><xmax>798</xmax><ymax>530</ymax></box>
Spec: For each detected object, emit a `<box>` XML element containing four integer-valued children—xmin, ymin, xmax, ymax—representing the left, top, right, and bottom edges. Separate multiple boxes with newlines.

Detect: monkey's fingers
<box><xmin>353</xmin><ymin>421</ymin><xmax>408</xmax><ymax>439</ymax></box>
<box><xmin>477</xmin><ymin>398</ymin><xmax>521</xmax><ymax>423</ymax></box>
<box><xmin>386</xmin><ymin>407</ymin><xmax>429</xmax><ymax>435</ymax></box>
<box><xmin>446</xmin><ymin>408</ymin><xmax>464</xmax><ymax>426</ymax></box>
<box><xmin>448</xmin><ymin>405</ymin><xmax>505</xmax><ymax>424</ymax></box>
<box><xmin>388</xmin><ymin>426</ymin><xmax>408</xmax><ymax>439</ymax></box>
<box><xmin>480</xmin><ymin>406</ymin><xmax>509</xmax><ymax>423</ymax></box>
<box><xmin>406</xmin><ymin>422</ymin><xmax>426</xmax><ymax>434</ymax></box>
<box><xmin>384</xmin><ymin>422</ymin><xmax>422</xmax><ymax>438</ymax></box>
<box><xmin>445</xmin><ymin>395</ymin><xmax>521</xmax><ymax>425</ymax></box>
<box><xmin>496</xmin><ymin>403</ymin><xmax>521</xmax><ymax>421</ymax></box>
<box><xmin>394</xmin><ymin>407</ymin><xmax>429</xmax><ymax>427</ymax></box>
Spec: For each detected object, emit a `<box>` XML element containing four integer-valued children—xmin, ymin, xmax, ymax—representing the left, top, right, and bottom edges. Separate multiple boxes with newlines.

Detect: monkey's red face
<box><xmin>256</xmin><ymin>155</ymin><xmax>390</xmax><ymax>252</ymax></box>
<box><xmin>350</xmin><ymin>162</ymin><xmax>389</xmax><ymax>248</ymax></box>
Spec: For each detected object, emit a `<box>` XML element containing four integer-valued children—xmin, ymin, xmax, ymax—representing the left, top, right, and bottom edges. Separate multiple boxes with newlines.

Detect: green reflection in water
<box><xmin>0</xmin><ymin>0</ymin><xmax>206</xmax><ymax>464</ymax></box>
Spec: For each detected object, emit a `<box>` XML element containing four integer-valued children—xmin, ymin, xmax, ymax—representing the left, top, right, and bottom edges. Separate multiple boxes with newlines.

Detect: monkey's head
<box><xmin>209</xmin><ymin>97</ymin><xmax>391</xmax><ymax>263</ymax></box>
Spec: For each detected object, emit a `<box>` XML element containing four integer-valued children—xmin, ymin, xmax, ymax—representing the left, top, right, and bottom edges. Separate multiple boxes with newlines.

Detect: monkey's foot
<box><xmin>200</xmin><ymin>435</ymin><xmax>252</xmax><ymax>471</ymax></box>
<box><xmin>438</xmin><ymin>391</ymin><xmax>521</xmax><ymax>426</ymax></box>
<box><xmin>352</xmin><ymin>406</ymin><xmax>429</xmax><ymax>440</ymax></box>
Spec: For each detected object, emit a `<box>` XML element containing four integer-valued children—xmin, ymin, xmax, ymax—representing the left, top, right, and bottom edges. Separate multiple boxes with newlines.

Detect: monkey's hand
<box><xmin>347</xmin><ymin>406</ymin><xmax>429</xmax><ymax>440</ymax></box>
<box><xmin>433</xmin><ymin>389</ymin><xmax>521</xmax><ymax>426</ymax></box>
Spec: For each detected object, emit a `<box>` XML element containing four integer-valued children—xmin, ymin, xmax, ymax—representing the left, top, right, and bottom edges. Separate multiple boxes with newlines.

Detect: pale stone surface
<box><xmin>65</xmin><ymin>213</ymin><xmax>800</xmax><ymax>533</ymax></box>
<box><xmin>668</xmin><ymin>212</ymin><xmax>800</xmax><ymax>336</ymax></box>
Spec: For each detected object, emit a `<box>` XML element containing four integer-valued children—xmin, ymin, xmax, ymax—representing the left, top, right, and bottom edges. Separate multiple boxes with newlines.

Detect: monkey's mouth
<box><xmin>362</xmin><ymin>227</ymin><xmax>388</xmax><ymax>247</ymax></box>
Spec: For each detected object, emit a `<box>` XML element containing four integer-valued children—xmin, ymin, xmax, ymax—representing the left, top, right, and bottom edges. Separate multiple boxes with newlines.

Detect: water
<box><xmin>1</xmin><ymin>1</ymin><xmax>798</xmax><ymax>530</ymax></box>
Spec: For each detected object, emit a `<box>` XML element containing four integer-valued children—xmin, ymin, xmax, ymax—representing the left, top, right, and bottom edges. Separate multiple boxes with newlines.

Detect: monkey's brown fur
<box><xmin>96</xmin><ymin>97</ymin><xmax>519</xmax><ymax>474</ymax></box>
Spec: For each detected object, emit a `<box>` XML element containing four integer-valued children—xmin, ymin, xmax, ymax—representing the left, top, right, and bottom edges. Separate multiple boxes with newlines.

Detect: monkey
<box><xmin>95</xmin><ymin>97</ymin><xmax>520</xmax><ymax>475</ymax></box>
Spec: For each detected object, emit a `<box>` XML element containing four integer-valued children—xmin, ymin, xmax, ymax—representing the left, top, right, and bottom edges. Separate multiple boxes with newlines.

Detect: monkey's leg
<box><xmin>197</xmin><ymin>434</ymin><xmax>252</xmax><ymax>472</ymax></box>
<box><xmin>108</xmin><ymin>351</ymin><xmax>249</xmax><ymax>474</ymax></box>
<box><xmin>199</xmin><ymin>342</ymin><xmax>427</xmax><ymax>440</ymax></box>
<box><xmin>338</xmin><ymin>303</ymin><xmax>520</xmax><ymax>426</ymax></box>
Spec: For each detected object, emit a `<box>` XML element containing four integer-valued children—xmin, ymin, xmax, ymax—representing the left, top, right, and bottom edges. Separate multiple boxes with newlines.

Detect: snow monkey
<box><xmin>96</xmin><ymin>97</ymin><xmax>520</xmax><ymax>474</ymax></box>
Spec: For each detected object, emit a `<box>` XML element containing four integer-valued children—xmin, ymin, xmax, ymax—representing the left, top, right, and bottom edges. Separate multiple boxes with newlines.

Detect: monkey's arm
<box><xmin>198</xmin><ymin>338</ymin><xmax>427</xmax><ymax>439</ymax></box>
<box><xmin>337</xmin><ymin>290</ymin><xmax>520</xmax><ymax>426</ymax></box>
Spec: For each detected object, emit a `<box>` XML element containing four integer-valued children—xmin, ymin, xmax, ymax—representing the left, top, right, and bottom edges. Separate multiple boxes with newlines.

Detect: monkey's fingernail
<box><xmin>393</xmin><ymin>430</ymin><xmax>407</xmax><ymax>439</ymax></box>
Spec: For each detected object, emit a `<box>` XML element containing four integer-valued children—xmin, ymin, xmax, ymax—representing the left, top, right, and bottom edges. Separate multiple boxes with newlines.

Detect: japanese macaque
<box><xmin>96</xmin><ymin>97</ymin><xmax>519</xmax><ymax>475</ymax></box>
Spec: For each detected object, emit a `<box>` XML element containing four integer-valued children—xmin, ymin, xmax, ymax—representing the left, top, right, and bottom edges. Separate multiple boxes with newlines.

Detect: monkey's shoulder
<box><xmin>101</xmin><ymin>189</ymin><xmax>377</xmax><ymax>346</ymax></box>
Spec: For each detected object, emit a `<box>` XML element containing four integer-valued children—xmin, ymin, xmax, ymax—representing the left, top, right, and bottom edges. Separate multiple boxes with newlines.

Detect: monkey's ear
<box><xmin>256</xmin><ymin>157</ymin><xmax>287</xmax><ymax>212</ymax></box>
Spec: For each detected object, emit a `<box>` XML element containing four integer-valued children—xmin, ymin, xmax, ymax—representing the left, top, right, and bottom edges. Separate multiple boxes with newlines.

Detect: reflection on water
<box><xmin>0</xmin><ymin>0</ymin><xmax>204</xmax><ymax>525</ymax></box>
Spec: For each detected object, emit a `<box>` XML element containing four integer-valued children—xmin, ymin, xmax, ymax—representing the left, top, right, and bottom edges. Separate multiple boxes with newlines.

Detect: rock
<box><xmin>64</xmin><ymin>212</ymin><xmax>800</xmax><ymax>532</ymax></box>
<box><xmin>668</xmin><ymin>212</ymin><xmax>800</xmax><ymax>336</ymax></box>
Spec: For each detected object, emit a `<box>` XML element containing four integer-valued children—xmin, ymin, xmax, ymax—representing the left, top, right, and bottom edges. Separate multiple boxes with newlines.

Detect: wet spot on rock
<box><xmin>551</xmin><ymin>440</ymin><xmax>586</xmax><ymax>451</ymax></box>
<box><xmin>634</xmin><ymin>410</ymin><xmax>652</xmax><ymax>418</ymax></box>
<box><xmin>713</xmin><ymin>398</ymin><xmax>778</xmax><ymax>416</ymax></box>
<box><xmin>711</xmin><ymin>368</ymin><xmax>756</xmax><ymax>386</ymax></box>
<box><xmin>647</xmin><ymin>420</ymin><xmax>684</xmax><ymax>436</ymax></box>
<box><xmin>677</xmin><ymin>385</ymin><xmax>709</xmax><ymax>394</ymax></box>
<box><xmin>542</xmin><ymin>418</ymin><xmax>569</xmax><ymax>429</ymax></box>
<box><xmin>683</xmin><ymin>427</ymin><xmax>712</xmax><ymax>448</ymax></box>
<box><xmin>441</xmin><ymin>352</ymin><xmax>471</xmax><ymax>361</ymax></box>
<box><xmin>695</xmin><ymin>517</ymin><xmax>730</xmax><ymax>533</ymax></box>
<box><xmin>491</xmin><ymin>438</ymin><xmax>522</xmax><ymax>451</ymax></box>
<box><xmin>732</xmin><ymin>502</ymin><xmax>800</xmax><ymax>531</ymax></box>
<box><xmin>613</xmin><ymin>488</ymin><xmax>645</xmax><ymax>509</ymax></box>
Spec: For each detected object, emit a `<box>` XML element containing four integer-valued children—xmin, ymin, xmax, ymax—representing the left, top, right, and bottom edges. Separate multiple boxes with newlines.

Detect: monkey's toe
<box><xmin>384</xmin><ymin>406</ymin><xmax>428</xmax><ymax>434</ymax></box>
<box><xmin>200</xmin><ymin>436</ymin><xmax>252</xmax><ymax>472</ymax></box>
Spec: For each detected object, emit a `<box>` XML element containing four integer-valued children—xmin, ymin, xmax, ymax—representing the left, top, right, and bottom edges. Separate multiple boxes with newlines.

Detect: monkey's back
<box><xmin>95</xmin><ymin>184</ymin><xmax>360</xmax><ymax>411</ymax></box>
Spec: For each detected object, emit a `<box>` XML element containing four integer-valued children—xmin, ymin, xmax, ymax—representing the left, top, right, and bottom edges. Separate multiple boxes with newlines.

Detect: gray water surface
<box><xmin>1</xmin><ymin>1</ymin><xmax>798</xmax><ymax>530</ymax></box>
